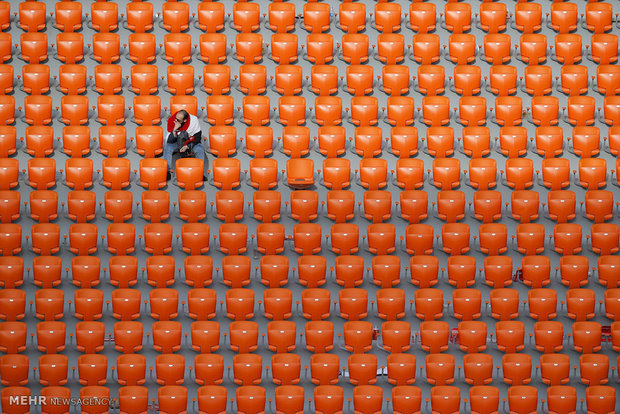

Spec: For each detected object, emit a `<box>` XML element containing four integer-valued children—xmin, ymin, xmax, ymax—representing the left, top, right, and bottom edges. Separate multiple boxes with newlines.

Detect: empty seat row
<box><xmin>3</xmin><ymin>63</ymin><xmax>620</xmax><ymax>100</ymax></box>
<box><xmin>205</xmin><ymin>124</ymin><xmax>619</xmax><ymax>160</ymax></box>
<box><xmin>2</xmin><ymin>156</ymin><xmax>620</xmax><ymax>193</ymax></box>
<box><xmin>0</xmin><ymin>186</ymin><xmax>614</xmax><ymax>228</ymax></box>
<box><xmin>0</xmin><ymin>220</ymin><xmax>618</xmax><ymax>258</ymax></box>
<box><xmin>216</xmin><ymin>64</ymin><xmax>618</xmax><ymax>97</ymax></box>
<box><xmin>3</xmin><ymin>48</ymin><xmax>620</xmax><ymax>97</ymax></box>
<box><xmin>1</xmin><ymin>384</ymin><xmax>614</xmax><ymax>414</ymax></box>
<box><xmin>14</xmin><ymin>1</ymin><xmax>620</xmax><ymax>36</ymax></box>
<box><xmin>0</xmin><ymin>319</ymin><xmax>617</xmax><ymax>356</ymax></box>
<box><xmin>4</xmin><ymin>30</ymin><xmax>620</xmax><ymax>71</ymax></box>
<box><xmin>6</xmin><ymin>63</ymin><xmax>620</xmax><ymax>98</ymax></box>
<box><xmin>15</xmin><ymin>1</ymin><xmax>198</xmax><ymax>34</ymax></box>
<box><xmin>2</xmin><ymin>350</ymin><xmax>620</xmax><ymax>388</ymax></box>
<box><xmin>3</xmin><ymin>350</ymin><xmax>620</xmax><ymax>390</ymax></box>
<box><xmin>2</xmin><ymin>283</ymin><xmax>620</xmax><ymax>323</ymax></box>
<box><xmin>4</xmin><ymin>253</ymin><xmax>620</xmax><ymax>291</ymax></box>
<box><xmin>0</xmin><ymin>95</ymin><xmax>161</xmax><ymax>126</ymax></box>
<box><xmin>4</xmin><ymin>188</ymin><xmax>620</xmax><ymax>226</ymax></box>
<box><xmin>0</xmin><ymin>125</ymin><xmax>168</xmax><ymax>159</ymax></box>
<box><xmin>2</xmin><ymin>187</ymin><xmax>620</xmax><ymax>228</ymax></box>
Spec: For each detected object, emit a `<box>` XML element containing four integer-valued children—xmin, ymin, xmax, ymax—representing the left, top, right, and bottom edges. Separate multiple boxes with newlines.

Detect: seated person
<box><xmin>164</xmin><ymin>109</ymin><xmax>206</xmax><ymax>180</ymax></box>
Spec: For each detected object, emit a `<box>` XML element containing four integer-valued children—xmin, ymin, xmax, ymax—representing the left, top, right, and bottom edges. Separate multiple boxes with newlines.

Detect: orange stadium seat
<box><xmin>550</xmin><ymin>2</ymin><xmax>578</xmax><ymax>33</ymax></box>
<box><xmin>160</xmin><ymin>1</ymin><xmax>189</xmax><ymax>33</ymax></box>
<box><xmin>19</xmin><ymin>2</ymin><xmax>46</xmax><ymax>33</ymax></box>
<box><xmin>514</xmin><ymin>2</ymin><xmax>541</xmax><ymax>34</ymax></box>
<box><xmin>409</xmin><ymin>3</ymin><xmax>436</xmax><ymax>33</ymax></box>
<box><xmin>55</xmin><ymin>32</ymin><xmax>84</xmax><ymax>64</ymax></box>
<box><xmin>91</xmin><ymin>33</ymin><xmax>120</xmax><ymax>64</ymax></box>
<box><xmin>518</xmin><ymin>34</ymin><xmax>547</xmax><ymax>65</ymax></box>
<box><xmin>443</xmin><ymin>2</ymin><xmax>471</xmax><ymax>33</ymax></box>
<box><xmin>268</xmin><ymin>3</ymin><xmax>295</xmax><ymax>34</ymax></box>
<box><xmin>305</xmin><ymin>34</ymin><xmax>334</xmax><ymax>65</ymax></box>
<box><xmin>163</xmin><ymin>33</ymin><xmax>192</xmax><ymax>64</ymax></box>
<box><xmin>553</xmin><ymin>34</ymin><xmax>582</xmax><ymax>65</ymax></box>
<box><xmin>127</xmin><ymin>33</ymin><xmax>156</xmax><ymax>64</ymax></box>
<box><xmin>58</xmin><ymin>64</ymin><xmax>87</xmax><ymax>95</ymax></box>
<box><xmin>198</xmin><ymin>33</ymin><xmax>227</xmax><ymax>64</ymax></box>
<box><xmin>585</xmin><ymin>3</ymin><xmax>613</xmax><ymax>34</ymax></box>
<box><xmin>125</xmin><ymin>1</ymin><xmax>153</xmax><ymax>33</ymax></box>
<box><xmin>547</xmin><ymin>386</ymin><xmax>577</xmax><ymax>414</ymax></box>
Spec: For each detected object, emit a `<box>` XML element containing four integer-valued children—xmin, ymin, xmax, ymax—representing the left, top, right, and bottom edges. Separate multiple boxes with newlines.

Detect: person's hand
<box><xmin>179</xmin><ymin>145</ymin><xmax>188</xmax><ymax>153</ymax></box>
<box><xmin>173</xmin><ymin>119</ymin><xmax>182</xmax><ymax>131</ymax></box>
